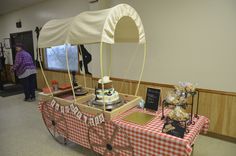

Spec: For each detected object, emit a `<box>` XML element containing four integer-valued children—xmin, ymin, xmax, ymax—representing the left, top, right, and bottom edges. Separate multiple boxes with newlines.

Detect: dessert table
<box><xmin>38</xmin><ymin>99</ymin><xmax>209</xmax><ymax>156</ymax></box>
<box><xmin>112</xmin><ymin>108</ymin><xmax>209</xmax><ymax>156</ymax></box>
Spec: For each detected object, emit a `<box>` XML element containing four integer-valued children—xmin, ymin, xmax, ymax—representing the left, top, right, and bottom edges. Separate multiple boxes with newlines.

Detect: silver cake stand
<box><xmin>90</xmin><ymin>97</ymin><xmax>124</xmax><ymax>111</ymax></box>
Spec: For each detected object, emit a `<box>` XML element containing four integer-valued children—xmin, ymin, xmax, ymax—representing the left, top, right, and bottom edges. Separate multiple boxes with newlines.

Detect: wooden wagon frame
<box><xmin>38</xmin><ymin>4</ymin><xmax>147</xmax><ymax>155</ymax></box>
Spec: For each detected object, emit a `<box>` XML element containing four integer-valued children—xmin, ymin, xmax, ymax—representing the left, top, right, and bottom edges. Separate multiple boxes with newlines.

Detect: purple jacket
<box><xmin>12</xmin><ymin>50</ymin><xmax>36</xmax><ymax>76</ymax></box>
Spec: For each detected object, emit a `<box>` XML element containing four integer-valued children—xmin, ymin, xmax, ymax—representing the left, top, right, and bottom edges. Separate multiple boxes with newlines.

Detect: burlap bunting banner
<box><xmin>49</xmin><ymin>99</ymin><xmax>105</xmax><ymax>126</ymax></box>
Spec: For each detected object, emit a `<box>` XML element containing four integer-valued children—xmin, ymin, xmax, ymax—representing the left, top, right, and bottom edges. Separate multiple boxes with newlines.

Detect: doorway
<box><xmin>10</xmin><ymin>31</ymin><xmax>36</xmax><ymax>86</ymax></box>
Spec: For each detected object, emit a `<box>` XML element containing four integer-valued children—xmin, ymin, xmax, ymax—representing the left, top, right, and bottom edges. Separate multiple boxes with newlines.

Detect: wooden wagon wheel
<box><xmin>41</xmin><ymin>102</ymin><xmax>68</xmax><ymax>144</ymax></box>
<box><xmin>88</xmin><ymin>121</ymin><xmax>134</xmax><ymax>156</ymax></box>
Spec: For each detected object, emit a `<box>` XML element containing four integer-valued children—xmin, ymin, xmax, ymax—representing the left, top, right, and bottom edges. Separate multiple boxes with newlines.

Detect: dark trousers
<box><xmin>21</xmin><ymin>74</ymin><xmax>36</xmax><ymax>99</ymax></box>
<box><xmin>0</xmin><ymin>71</ymin><xmax>3</xmax><ymax>90</ymax></box>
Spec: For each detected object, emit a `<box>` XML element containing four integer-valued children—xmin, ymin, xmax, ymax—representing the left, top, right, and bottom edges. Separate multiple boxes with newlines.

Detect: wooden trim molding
<box><xmin>36</xmin><ymin>69</ymin><xmax>236</xmax><ymax>97</ymax></box>
<box><xmin>35</xmin><ymin>69</ymin><xmax>236</xmax><ymax>97</ymax></box>
<box><xmin>197</xmin><ymin>88</ymin><xmax>236</xmax><ymax>96</ymax></box>
<box><xmin>204</xmin><ymin>132</ymin><xmax>236</xmax><ymax>144</ymax></box>
<box><xmin>90</xmin><ymin>75</ymin><xmax>236</xmax><ymax>97</ymax></box>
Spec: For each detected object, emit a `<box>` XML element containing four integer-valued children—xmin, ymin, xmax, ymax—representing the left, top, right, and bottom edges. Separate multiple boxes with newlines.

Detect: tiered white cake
<box><xmin>95</xmin><ymin>76</ymin><xmax>120</xmax><ymax>104</ymax></box>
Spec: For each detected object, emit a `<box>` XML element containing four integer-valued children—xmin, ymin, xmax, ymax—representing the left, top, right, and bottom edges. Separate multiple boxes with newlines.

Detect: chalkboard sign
<box><xmin>145</xmin><ymin>87</ymin><xmax>161</xmax><ymax>111</ymax></box>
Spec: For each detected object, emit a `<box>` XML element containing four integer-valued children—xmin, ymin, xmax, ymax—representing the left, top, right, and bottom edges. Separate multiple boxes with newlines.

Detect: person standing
<box><xmin>12</xmin><ymin>43</ymin><xmax>37</xmax><ymax>102</ymax></box>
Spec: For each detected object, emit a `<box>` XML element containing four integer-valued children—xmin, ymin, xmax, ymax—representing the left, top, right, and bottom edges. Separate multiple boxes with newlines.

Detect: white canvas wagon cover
<box><xmin>38</xmin><ymin>4</ymin><xmax>146</xmax><ymax>48</ymax></box>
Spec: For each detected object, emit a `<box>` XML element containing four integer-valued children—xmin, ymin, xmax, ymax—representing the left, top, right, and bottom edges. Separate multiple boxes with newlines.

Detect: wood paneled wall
<box><xmin>36</xmin><ymin>69</ymin><xmax>236</xmax><ymax>139</ymax></box>
<box><xmin>0</xmin><ymin>65</ymin><xmax>15</xmax><ymax>82</ymax></box>
<box><xmin>198</xmin><ymin>93</ymin><xmax>236</xmax><ymax>138</ymax></box>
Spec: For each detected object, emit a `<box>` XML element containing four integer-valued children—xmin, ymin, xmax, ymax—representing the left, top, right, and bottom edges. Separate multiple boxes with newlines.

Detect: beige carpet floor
<box><xmin>0</xmin><ymin>93</ymin><xmax>235</xmax><ymax>156</ymax></box>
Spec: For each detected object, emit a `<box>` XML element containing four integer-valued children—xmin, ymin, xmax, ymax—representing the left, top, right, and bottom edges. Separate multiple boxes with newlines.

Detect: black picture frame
<box><xmin>145</xmin><ymin>87</ymin><xmax>162</xmax><ymax>111</ymax></box>
<box><xmin>3</xmin><ymin>38</ymin><xmax>11</xmax><ymax>49</ymax></box>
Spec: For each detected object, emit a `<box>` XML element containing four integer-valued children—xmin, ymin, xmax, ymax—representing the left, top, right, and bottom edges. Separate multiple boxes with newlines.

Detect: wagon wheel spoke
<box><xmin>42</xmin><ymin>113</ymin><xmax>53</xmax><ymax>129</ymax></box>
<box><xmin>103</xmin><ymin>149</ymin><xmax>108</xmax><ymax>156</ymax></box>
<box><xmin>42</xmin><ymin>106</ymin><xmax>51</xmax><ymax>119</ymax></box>
<box><xmin>124</xmin><ymin>132</ymin><xmax>133</xmax><ymax>148</ymax></box>
<box><xmin>42</xmin><ymin>108</ymin><xmax>51</xmax><ymax>119</ymax></box>
<box><xmin>91</xmin><ymin>142</ymin><xmax>105</xmax><ymax>148</ymax></box>
<box><xmin>52</xmin><ymin>107</ymin><xmax>56</xmax><ymax>119</ymax></box>
<box><xmin>110</xmin><ymin>126</ymin><xmax>119</xmax><ymax>144</ymax></box>
<box><xmin>56</xmin><ymin>126</ymin><xmax>64</xmax><ymax>134</ymax></box>
<box><xmin>55</xmin><ymin>128</ymin><xmax>61</xmax><ymax>137</ymax></box>
<box><xmin>45</xmin><ymin>114</ymin><xmax>51</xmax><ymax>120</ymax></box>
<box><xmin>46</xmin><ymin>122</ymin><xmax>53</xmax><ymax>129</ymax></box>
<box><xmin>114</xmin><ymin>145</ymin><xmax>133</xmax><ymax>152</ymax></box>
<box><xmin>43</xmin><ymin>114</ymin><xmax>50</xmax><ymax>123</ymax></box>
<box><xmin>53</xmin><ymin>126</ymin><xmax>56</xmax><ymax>137</ymax></box>
<box><xmin>55</xmin><ymin>115</ymin><xmax>64</xmax><ymax>125</ymax></box>
<box><xmin>113</xmin><ymin>150</ymin><xmax>119</xmax><ymax>156</ymax></box>
<box><xmin>45</xmin><ymin>104</ymin><xmax>53</xmax><ymax>119</ymax></box>
<box><xmin>51</xmin><ymin>115</ymin><xmax>57</xmax><ymax>125</ymax></box>
<box><xmin>47</xmin><ymin>115</ymin><xmax>53</xmax><ymax>121</ymax></box>
<box><xmin>56</xmin><ymin>126</ymin><xmax>68</xmax><ymax>138</ymax></box>
<box><xmin>55</xmin><ymin>128</ymin><xmax>63</xmax><ymax>138</ymax></box>
<box><xmin>43</xmin><ymin>103</ymin><xmax>48</xmax><ymax>112</ymax></box>
<box><xmin>90</xmin><ymin>127</ymin><xmax>105</xmax><ymax>143</ymax></box>
<box><xmin>102</xmin><ymin>123</ymin><xmax>108</xmax><ymax>141</ymax></box>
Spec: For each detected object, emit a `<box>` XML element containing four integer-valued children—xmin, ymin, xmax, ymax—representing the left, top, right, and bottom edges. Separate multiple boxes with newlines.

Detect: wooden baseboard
<box><xmin>38</xmin><ymin>70</ymin><xmax>236</xmax><ymax>97</ymax></box>
<box><xmin>204</xmin><ymin>132</ymin><xmax>236</xmax><ymax>144</ymax></box>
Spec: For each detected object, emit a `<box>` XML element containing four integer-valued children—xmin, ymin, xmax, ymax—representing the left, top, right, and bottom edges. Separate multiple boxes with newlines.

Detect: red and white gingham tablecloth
<box><xmin>39</xmin><ymin>101</ymin><xmax>209</xmax><ymax>156</ymax></box>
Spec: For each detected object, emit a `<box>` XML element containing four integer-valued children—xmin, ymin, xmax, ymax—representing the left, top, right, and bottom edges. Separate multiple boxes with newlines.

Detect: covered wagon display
<box><xmin>37</xmin><ymin>4</ymin><xmax>209</xmax><ymax>156</ymax></box>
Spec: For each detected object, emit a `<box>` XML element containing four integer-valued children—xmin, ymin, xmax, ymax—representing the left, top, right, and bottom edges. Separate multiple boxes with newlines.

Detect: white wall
<box><xmin>107</xmin><ymin>0</ymin><xmax>236</xmax><ymax>92</ymax></box>
<box><xmin>1</xmin><ymin>0</ymin><xmax>235</xmax><ymax>92</ymax></box>
<box><xmin>0</xmin><ymin>0</ymin><xmax>88</xmax><ymax>64</ymax></box>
